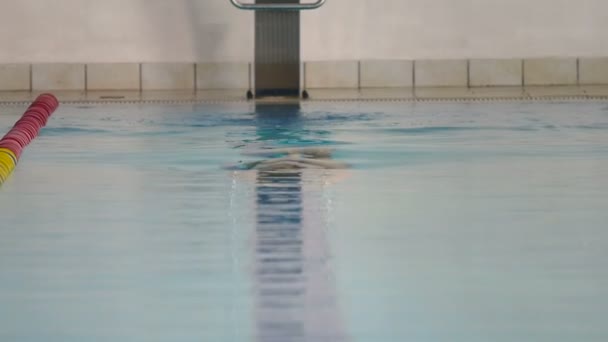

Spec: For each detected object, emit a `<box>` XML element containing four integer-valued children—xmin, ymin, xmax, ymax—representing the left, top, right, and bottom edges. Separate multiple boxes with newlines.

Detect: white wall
<box><xmin>0</xmin><ymin>0</ymin><xmax>253</xmax><ymax>63</ymax></box>
<box><xmin>1</xmin><ymin>0</ymin><xmax>608</xmax><ymax>63</ymax></box>
<box><xmin>303</xmin><ymin>0</ymin><xmax>608</xmax><ymax>60</ymax></box>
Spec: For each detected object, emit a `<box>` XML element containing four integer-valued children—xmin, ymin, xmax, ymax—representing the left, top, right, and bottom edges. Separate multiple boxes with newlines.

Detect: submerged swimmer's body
<box><xmin>230</xmin><ymin>147</ymin><xmax>349</xmax><ymax>171</ymax></box>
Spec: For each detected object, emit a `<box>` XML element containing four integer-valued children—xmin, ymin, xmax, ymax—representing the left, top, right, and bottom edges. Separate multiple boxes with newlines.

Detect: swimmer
<box><xmin>242</xmin><ymin>147</ymin><xmax>334</xmax><ymax>159</ymax></box>
<box><xmin>229</xmin><ymin>147</ymin><xmax>349</xmax><ymax>171</ymax></box>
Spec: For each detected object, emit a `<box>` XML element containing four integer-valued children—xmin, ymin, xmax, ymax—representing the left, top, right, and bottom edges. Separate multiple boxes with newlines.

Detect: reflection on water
<box><xmin>250</xmin><ymin>105</ymin><xmax>347</xmax><ymax>342</ymax></box>
<box><xmin>255</xmin><ymin>170</ymin><xmax>306</xmax><ymax>341</ymax></box>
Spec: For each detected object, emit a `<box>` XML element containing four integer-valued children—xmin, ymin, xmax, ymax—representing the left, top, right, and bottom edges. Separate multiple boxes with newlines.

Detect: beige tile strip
<box><xmin>414</xmin><ymin>59</ymin><xmax>468</xmax><ymax>87</ymax></box>
<box><xmin>469</xmin><ymin>59</ymin><xmax>523</xmax><ymax>87</ymax></box>
<box><xmin>579</xmin><ymin>57</ymin><xmax>608</xmax><ymax>85</ymax></box>
<box><xmin>304</xmin><ymin>61</ymin><xmax>359</xmax><ymax>89</ymax></box>
<box><xmin>32</xmin><ymin>64</ymin><xmax>85</xmax><ymax>91</ymax></box>
<box><xmin>0</xmin><ymin>64</ymin><xmax>31</xmax><ymax>91</ymax></box>
<box><xmin>360</xmin><ymin>60</ymin><xmax>413</xmax><ymax>88</ymax></box>
<box><xmin>87</xmin><ymin>63</ymin><xmax>140</xmax><ymax>91</ymax></box>
<box><xmin>196</xmin><ymin>62</ymin><xmax>250</xmax><ymax>90</ymax></box>
<box><xmin>1</xmin><ymin>57</ymin><xmax>607</xmax><ymax>94</ymax></box>
<box><xmin>523</xmin><ymin>58</ymin><xmax>577</xmax><ymax>86</ymax></box>
<box><xmin>141</xmin><ymin>63</ymin><xmax>195</xmax><ymax>90</ymax></box>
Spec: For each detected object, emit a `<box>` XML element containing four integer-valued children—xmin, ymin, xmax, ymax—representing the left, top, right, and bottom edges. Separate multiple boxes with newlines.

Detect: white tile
<box><xmin>0</xmin><ymin>64</ymin><xmax>30</xmax><ymax>91</ymax></box>
<box><xmin>31</xmin><ymin>91</ymin><xmax>86</xmax><ymax>102</ymax></box>
<box><xmin>524</xmin><ymin>86</ymin><xmax>584</xmax><ymax>97</ymax></box>
<box><xmin>360</xmin><ymin>60</ymin><xmax>413</xmax><ymax>88</ymax></box>
<box><xmin>359</xmin><ymin>88</ymin><xmax>415</xmax><ymax>99</ymax></box>
<box><xmin>524</xmin><ymin>58</ymin><xmax>577</xmax><ymax>86</ymax></box>
<box><xmin>140</xmin><ymin>91</ymin><xmax>196</xmax><ymax>101</ymax></box>
<box><xmin>87</xmin><ymin>63</ymin><xmax>140</xmax><ymax>90</ymax></box>
<box><xmin>32</xmin><ymin>64</ymin><xmax>85</xmax><ymax>91</ymax></box>
<box><xmin>579</xmin><ymin>57</ymin><xmax>608</xmax><ymax>85</ymax></box>
<box><xmin>141</xmin><ymin>63</ymin><xmax>195</xmax><ymax>90</ymax></box>
<box><xmin>302</xmin><ymin>88</ymin><xmax>360</xmax><ymax>100</ymax></box>
<box><xmin>196</xmin><ymin>90</ymin><xmax>249</xmax><ymax>101</ymax></box>
<box><xmin>471</xmin><ymin>87</ymin><xmax>526</xmax><ymax>98</ymax></box>
<box><xmin>415</xmin><ymin>59</ymin><xmax>468</xmax><ymax>87</ymax></box>
<box><xmin>583</xmin><ymin>85</ymin><xmax>608</xmax><ymax>96</ymax></box>
<box><xmin>305</xmin><ymin>61</ymin><xmax>358</xmax><ymax>89</ymax></box>
<box><xmin>469</xmin><ymin>59</ymin><xmax>522</xmax><ymax>87</ymax></box>
<box><xmin>0</xmin><ymin>91</ymin><xmax>32</xmax><ymax>102</ymax></box>
<box><xmin>86</xmin><ymin>91</ymin><xmax>142</xmax><ymax>101</ymax></box>
<box><xmin>197</xmin><ymin>62</ymin><xmax>249</xmax><ymax>90</ymax></box>
<box><xmin>414</xmin><ymin>87</ymin><xmax>475</xmax><ymax>99</ymax></box>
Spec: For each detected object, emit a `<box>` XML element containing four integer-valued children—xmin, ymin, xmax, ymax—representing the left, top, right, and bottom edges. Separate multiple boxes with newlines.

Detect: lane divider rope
<box><xmin>0</xmin><ymin>93</ymin><xmax>59</xmax><ymax>185</ymax></box>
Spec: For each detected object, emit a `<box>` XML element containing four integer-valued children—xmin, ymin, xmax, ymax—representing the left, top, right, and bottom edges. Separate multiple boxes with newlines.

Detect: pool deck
<box><xmin>2</xmin><ymin>86</ymin><xmax>608</xmax><ymax>105</ymax></box>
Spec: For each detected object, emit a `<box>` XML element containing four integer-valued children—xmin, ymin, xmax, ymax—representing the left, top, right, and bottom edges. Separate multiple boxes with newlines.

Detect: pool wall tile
<box><xmin>415</xmin><ymin>59</ymin><xmax>468</xmax><ymax>87</ymax></box>
<box><xmin>304</xmin><ymin>61</ymin><xmax>359</xmax><ymax>89</ymax></box>
<box><xmin>32</xmin><ymin>63</ymin><xmax>85</xmax><ymax>91</ymax></box>
<box><xmin>0</xmin><ymin>64</ymin><xmax>30</xmax><ymax>91</ymax></box>
<box><xmin>86</xmin><ymin>63</ymin><xmax>140</xmax><ymax>91</ymax></box>
<box><xmin>31</xmin><ymin>90</ymin><xmax>86</xmax><ymax>102</ymax></box>
<box><xmin>523</xmin><ymin>58</ymin><xmax>577</xmax><ymax>86</ymax></box>
<box><xmin>360</xmin><ymin>60</ymin><xmax>413</xmax><ymax>88</ymax></box>
<box><xmin>141</xmin><ymin>63</ymin><xmax>195</xmax><ymax>90</ymax></box>
<box><xmin>469</xmin><ymin>59</ymin><xmax>523</xmax><ymax>87</ymax></box>
<box><xmin>579</xmin><ymin>57</ymin><xmax>608</xmax><ymax>85</ymax></box>
<box><xmin>4</xmin><ymin>57</ymin><xmax>608</xmax><ymax>94</ymax></box>
<box><xmin>196</xmin><ymin>62</ymin><xmax>250</xmax><ymax>90</ymax></box>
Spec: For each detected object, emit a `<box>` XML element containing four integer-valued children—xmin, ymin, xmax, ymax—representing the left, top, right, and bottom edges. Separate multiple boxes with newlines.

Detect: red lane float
<box><xmin>0</xmin><ymin>93</ymin><xmax>59</xmax><ymax>185</ymax></box>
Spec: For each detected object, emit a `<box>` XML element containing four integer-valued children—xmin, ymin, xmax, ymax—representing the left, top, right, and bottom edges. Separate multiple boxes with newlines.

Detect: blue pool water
<box><xmin>1</xmin><ymin>101</ymin><xmax>608</xmax><ymax>341</ymax></box>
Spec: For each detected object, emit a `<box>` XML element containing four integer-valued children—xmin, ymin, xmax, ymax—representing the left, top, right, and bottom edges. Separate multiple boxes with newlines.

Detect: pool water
<box><xmin>1</xmin><ymin>101</ymin><xmax>608</xmax><ymax>342</ymax></box>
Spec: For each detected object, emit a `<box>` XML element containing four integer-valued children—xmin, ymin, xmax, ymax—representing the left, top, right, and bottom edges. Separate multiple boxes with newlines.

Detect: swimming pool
<box><xmin>1</xmin><ymin>100</ymin><xmax>608</xmax><ymax>341</ymax></box>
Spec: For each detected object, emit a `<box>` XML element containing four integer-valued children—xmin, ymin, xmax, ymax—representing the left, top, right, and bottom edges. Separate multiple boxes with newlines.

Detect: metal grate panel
<box><xmin>255</xmin><ymin>0</ymin><xmax>300</xmax><ymax>97</ymax></box>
